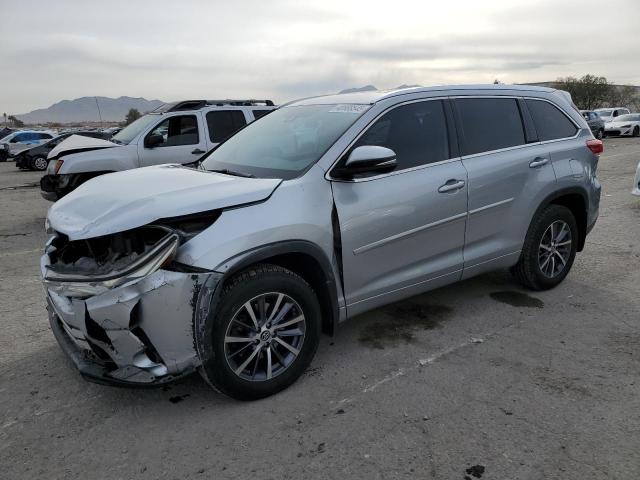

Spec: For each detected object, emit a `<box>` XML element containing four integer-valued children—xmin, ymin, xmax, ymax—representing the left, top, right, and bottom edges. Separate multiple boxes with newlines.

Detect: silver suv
<box><xmin>42</xmin><ymin>85</ymin><xmax>602</xmax><ymax>399</ymax></box>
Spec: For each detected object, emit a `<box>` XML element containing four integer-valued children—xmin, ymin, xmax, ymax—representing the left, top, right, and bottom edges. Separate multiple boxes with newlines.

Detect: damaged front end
<box><xmin>42</xmin><ymin>218</ymin><xmax>221</xmax><ymax>386</ymax></box>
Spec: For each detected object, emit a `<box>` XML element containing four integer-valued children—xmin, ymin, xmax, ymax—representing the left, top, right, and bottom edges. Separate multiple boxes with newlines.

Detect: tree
<box><xmin>2</xmin><ymin>113</ymin><xmax>6</xmax><ymax>126</ymax></box>
<box><xmin>7</xmin><ymin>115</ymin><xmax>24</xmax><ymax>127</ymax></box>
<box><xmin>124</xmin><ymin>108</ymin><xmax>141</xmax><ymax>125</ymax></box>
<box><xmin>553</xmin><ymin>75</ymin><xmax>612</xmax><ymax>110</ymax></box>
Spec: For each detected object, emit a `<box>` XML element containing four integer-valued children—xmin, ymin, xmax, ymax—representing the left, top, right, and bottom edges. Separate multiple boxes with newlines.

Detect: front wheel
<box><xmin>633</xmin><ymin>126</ymin><xmax>639</xmax><ymax>137</ymax></box>
<box><xmin>199</xmin><ymin>264</ymin><xmax>321</xmax><ymax>400</ymax></box>
<box><xmin>31</xmin><ymin>156</ymin><xmax>48</xmax><ymax>171</ymax></box>
<box><xmin>596</xmin><ymin>128</ymin><xmax>604</xmax><ymax>140</ymax></box>
<box><xmin>511</xmin><ymin>205</ymin><xmax>578</xmax><ymax>290</ymax></box>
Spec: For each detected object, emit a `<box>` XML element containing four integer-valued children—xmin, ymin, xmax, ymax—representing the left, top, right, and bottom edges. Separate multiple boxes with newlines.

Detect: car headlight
<box><xmin>43</xmin><ymin>232</ymin><xmax>179</xmax><ymax>298</ymax></box>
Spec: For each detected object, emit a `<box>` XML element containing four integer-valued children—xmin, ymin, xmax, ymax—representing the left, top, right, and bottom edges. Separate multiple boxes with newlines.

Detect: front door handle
<box><xmin>529</xmin><ymin>157</ymin><xmax>549</xmax><ymax>168</ymax></box>
<box><xmin>191</xmin><ymin>148</ymin><xmax>206</xmax><ymax>155</ymax></box>
<box><xmin>438</xmin><ymin>180</ymin><xmax>466</xmax><ymax>193</ymax></box>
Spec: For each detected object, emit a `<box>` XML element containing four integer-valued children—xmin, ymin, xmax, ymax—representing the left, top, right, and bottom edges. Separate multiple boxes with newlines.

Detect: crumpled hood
<box><xmin>48</xmin><ymin>134</ymin><xmax>118</xmax><ymax>160</ymax></box>
<box><xmin>47</xmin><ymin>165</ymin><xmax>282</xmax><ymax>240</ymax></box>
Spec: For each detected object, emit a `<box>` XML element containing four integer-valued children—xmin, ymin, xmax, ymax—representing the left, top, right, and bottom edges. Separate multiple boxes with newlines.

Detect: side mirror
<box><xmin>145</xmin><ymin>133</ymin><xmax>164</xmax><ymax>148</ymax></box>
<box><xmin>336</xmin><ymin>145</ymin><xmax>397</xmax><ymax>178</ymax></box>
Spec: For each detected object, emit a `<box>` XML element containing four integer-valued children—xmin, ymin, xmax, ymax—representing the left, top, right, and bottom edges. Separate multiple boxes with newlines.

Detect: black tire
<box><xmin>633</xmin><ymin>126</ymin><xmax>639</xmax><ymax>138</ymax></box>
<box><xmin>31</xmin><ymin>156</ymin><xmax>48</xmax><ymax>171</ymax></box>
<box><xmin>199</xmin><ymin>264</ymin><xmax>321</xmax><ymax>400</ymax></box>
<box><xmin>511</xmin><ymin>205</ymin><xmax>578</xmax><ymax>291</ymax></box>
<box><xmin>596</xmin><ymin>129</ymin><xmax>604</xmax><ymax>140</ymax></box>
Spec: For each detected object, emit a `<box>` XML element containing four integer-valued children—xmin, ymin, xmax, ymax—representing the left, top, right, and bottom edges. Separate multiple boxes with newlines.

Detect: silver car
<box><xmin>42</xmin><ymin>85</ymin><xmax>602</xmax><ymax>399</ymax></box>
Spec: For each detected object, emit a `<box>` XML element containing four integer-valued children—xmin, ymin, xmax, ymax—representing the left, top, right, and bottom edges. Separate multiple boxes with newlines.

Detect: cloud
<box><xmin>0</xmin><ymin>0</ymin><xmax>639</xmax><ymax>114</ymax></box>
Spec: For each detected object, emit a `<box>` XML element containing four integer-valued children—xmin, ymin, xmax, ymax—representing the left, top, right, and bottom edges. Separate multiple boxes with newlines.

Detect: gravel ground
<box><xmin>1</xmin><ymin>140</ymin><xmax>640</xmax><ymax>480</ymax></box>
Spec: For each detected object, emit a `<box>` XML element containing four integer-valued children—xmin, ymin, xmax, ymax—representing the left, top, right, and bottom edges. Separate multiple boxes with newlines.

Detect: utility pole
<box><xmin>94</xmin><ymin>97</ymin><xmax>103</xmax><ymax>125</ymax></box>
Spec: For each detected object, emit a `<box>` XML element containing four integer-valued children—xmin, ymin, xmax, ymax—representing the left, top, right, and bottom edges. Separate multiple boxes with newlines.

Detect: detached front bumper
<box><xmin>45</xmin><ymin>266</ymin><xmax>221</xmax><ymax>387</ymax></box>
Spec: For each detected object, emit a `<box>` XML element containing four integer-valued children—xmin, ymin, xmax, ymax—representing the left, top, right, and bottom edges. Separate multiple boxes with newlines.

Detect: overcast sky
<box><xmin>1</xmin><ymin>0</ymin><xmax>639</xmax><ymax>114</ymax></box>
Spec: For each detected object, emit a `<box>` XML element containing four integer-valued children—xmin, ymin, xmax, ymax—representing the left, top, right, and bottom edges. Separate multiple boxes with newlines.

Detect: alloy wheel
<box><xmin>33</xmin><ymin>157</ymin><xmax>48</xmax><ymax>170</ymax></box>
<box><xmin>538</xmin><ymin>220</ymin><xmax>572</xmax><ymax>278</ymax></box>
<box><xmin>224</xmin><ymin>292</ymin><xmax>306</xmax><ymax>381</ymax></box>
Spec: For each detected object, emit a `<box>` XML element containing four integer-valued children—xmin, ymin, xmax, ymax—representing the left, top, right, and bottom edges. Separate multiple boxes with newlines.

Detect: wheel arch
<box><xmin>215</xmin><ymin>241</ymin><xmax>341</xmax><ymax>336</ymax></box>
<box><xmin>531</xmin><ymin>187</ymin><xmax>589</xmax><ymax>251</ymax></box>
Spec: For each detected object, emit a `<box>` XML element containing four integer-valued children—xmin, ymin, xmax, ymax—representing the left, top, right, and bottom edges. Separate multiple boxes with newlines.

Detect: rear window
<box><xmin>455</xmin><ymin>98</ymin><xmax>526</xmax><ymax>155</ymax></box>
<box><xmin>526</xmin><ymin>99</ymin><xmax>578</xmax><ymax>141</ymax></box>
<box><xmin>206</xmin><ymin>110</ymin><xmax>247</xmax><ymax>143</ymax></box>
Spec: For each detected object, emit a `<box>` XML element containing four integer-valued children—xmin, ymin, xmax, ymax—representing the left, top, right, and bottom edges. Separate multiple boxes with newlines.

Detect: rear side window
<box><xmin>207</xmin><ymin>110</ymin><xmax>247</xmax><ymax>143</ymax></box>
<box><xmin>526</xmin><ymin>99</ymin><xmax>578</xmax><ymax>141</ymax></box>
<box><xmin>353</xmin><ymin>100</ymin><xmax>450</xmax><ymax>169</ymax></box>
<box><xmin>147</xmin><ymin>115</ymin><xmax>199</xmax><ymax>147</ymax></box>
<box><xmin>455</xmin><ymin>98</ymin><xmax>525</xmax><ymax>155</ymax></box>
<box><xmin>252</xmin><ymin>110</ymin><xmax>272</xmax><ymax>120</ymax></box>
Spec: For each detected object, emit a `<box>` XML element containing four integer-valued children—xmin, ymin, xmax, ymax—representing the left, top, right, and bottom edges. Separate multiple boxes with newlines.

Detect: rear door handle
<box><xmin>438</xmin><ymin>180</ymin><xmax>466</xmax><ymax>193</ymax></box>
<box><xmin>191</xmin><ymin>148</ymin><xmax>205</xmax><ymax>155</ymax></box>
<box><xmin>529</xmin><ymin>157</ymin><xmax>549</xmax><ymax>168</ymax></box>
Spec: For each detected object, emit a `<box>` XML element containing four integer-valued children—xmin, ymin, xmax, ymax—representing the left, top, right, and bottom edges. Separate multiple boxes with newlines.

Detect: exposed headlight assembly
<box><xmin>43</xmin><ymin>232</ymin><xmax>179</xmax><ymax>298</ymax></box>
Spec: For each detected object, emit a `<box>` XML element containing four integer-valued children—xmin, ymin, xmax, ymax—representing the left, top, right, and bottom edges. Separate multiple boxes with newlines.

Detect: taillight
<box><xmin>54</xmin><ymin>159</ymin><xmax>64</xmax><ymax>174</ymax></box>
<box><xmin>586</xmin><ymin>139</ymin><xmax>603</xmax><ymax>155</ymax></box>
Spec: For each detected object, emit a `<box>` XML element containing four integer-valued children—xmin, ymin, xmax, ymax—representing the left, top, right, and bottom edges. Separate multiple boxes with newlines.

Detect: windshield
<box><xmin>201</xmin><ymin>104</ymin><xmax>370</xmax><ymax>179</ymax></box>
<box><xmin>614</xmin><ymin>114</ymin><xmax>640</xmax><ymax>122</ymax></box>
<box><xmin>111</xmin><ymin>114</ymin><xmax>160</xmax><ymax>145</ymax></box>
<box><xmin>596</xmin><ymin>109</ymin><xmax>613</xmax><ymax>117</ymax></box>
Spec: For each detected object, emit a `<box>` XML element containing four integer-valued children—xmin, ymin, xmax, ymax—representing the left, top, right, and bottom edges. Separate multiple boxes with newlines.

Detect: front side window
<box><xmin>456</xmin><ymin>98</ymin><xmax>525</xmax><ymax>155</ymax></box>
<box><xmin>206</xmin><ymin>110</ymin><xmax>247</xmax><ymax>143</ymax></box>
<box><xmin>526</xmin><ymin>99</ymin><xmax>578</xmax><ymax>141</ymax></box>
<box><xmin>147</xmin><ymin>115</ymin><xmax>199</xmax><ymax>147</ymax></box>
<box><xmin>202</xmin><ymin>104</ymin><xmax>370</xmax><ymax>179</ymax></box>
<box><xmin>112</xmin><ymin>114</ymin><xmax>162</xmax><ymax>145</ymax></box>
<box><xmin>352</xmin><ymin>100</ymin><xmax>450</xmax><ymax>169</ymax></box>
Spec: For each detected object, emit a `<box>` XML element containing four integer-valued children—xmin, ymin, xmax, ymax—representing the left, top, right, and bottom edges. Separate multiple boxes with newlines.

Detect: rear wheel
<box><xmin>511</xmin><ymin>205</ymin><xmax>578</xmax><ymax>290</ymax></box>
<box><xmin>199</xmin><ymin>264</ymin><xmax>321</xmax><ymax>400</ymax></box>
<box><xmin>31</xmin><ymin>156</ymin><xmax>48</xmax><ymax>171</ymax></box>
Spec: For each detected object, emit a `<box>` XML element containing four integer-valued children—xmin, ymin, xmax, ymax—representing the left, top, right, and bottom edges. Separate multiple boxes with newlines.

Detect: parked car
<box><xmin>604</xmin><ymin>113</ymin><xmax>640</xmax><ymax>137</ymax></box>
<box><xmin>1</xmin><ymin>130</ymin><xmax>55</xmax><ymax>158</ymax></box>
<box><xmin>594</xmin><ymin>107</ymin><xmax>630</xmax><ymax>123</ymax></box>
<box><xmin>42</xmin><ymin>84</ymin><xmax>601</xmax><ymax>399</ymax></box>
<box><xmin>581</xmin><ymin>110</ymin><xmax>605</xmax><ymax>139</ymax></box>
<box><xmin>0</xmin><ymin>127</ymin><xmax>15</xmax><ymax>140</ymax></box>
<box><xmin>40</xmin><ymin>99</ymin><xmax>277</xmax><ymax>201</ymax></box>
<box><xmin>14</xmin><ymin>131</ymin><xmax>110</xmax><ymax>171</ymax></box>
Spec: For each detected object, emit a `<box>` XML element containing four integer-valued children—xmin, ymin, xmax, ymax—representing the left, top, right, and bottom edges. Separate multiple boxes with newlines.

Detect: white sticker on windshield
<box><xmin>329</xmin><ymin>104</ymin><xmax>369</xmax><ymax>114</ymax></box>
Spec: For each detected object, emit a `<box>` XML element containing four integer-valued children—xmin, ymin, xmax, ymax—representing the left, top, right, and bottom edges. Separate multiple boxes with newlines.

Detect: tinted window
<box><xmin>526</xmin><ymin>99</ymin><xmax>578</xmax><ymax>141</ymax></box>
<box><xmin>147</xmin><ymin>115</ymin><xmax>199</xmax><ymax>147</ymax></box>
<box><xmin>37</xmin><ymin>133</ymin><xmax>52</xmax><ymax>140</ymax></box>
<box><xmin>353</xmin><ymin>100</ymin><xmax>449</xmax><ymax>169</ymax></box>
<box><xmin>206</xmin><ymin>110</ymin><xmax>247</xmax><ymax>143</ymax></box>
<box><xmin>456</xmin><ymin>98</ymin><xmax>525</xmax><ymax>155</ymax></box>
<box><xmin>252</xmin><ymin>110</ymin><xmax>272</xmax><ymax>120</ymax></box>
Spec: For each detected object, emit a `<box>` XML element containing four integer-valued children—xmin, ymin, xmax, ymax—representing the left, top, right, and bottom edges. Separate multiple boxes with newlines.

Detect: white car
<box><xmin>0</xmin><ymin>130</ymin><xmax>55</xmax><ymax>157</ymax></box>
<box><xmin>594</xmin><ymin>107</ymin><xmax>630</xmax><ymax>123</ymax></box>
<box><xmin>40</xmin><ymin>99</ymin><xmax>276</xmax><ymax>201</ymax></box>
<box><xmin>604</xmin><ymin>114</ymin><xmax>640</xmax><ymax>137</ymax></box>
<box><xmin>633</xmin><ymin>162</ymin><xmax>640</xmax><ymax>196</ymax></box>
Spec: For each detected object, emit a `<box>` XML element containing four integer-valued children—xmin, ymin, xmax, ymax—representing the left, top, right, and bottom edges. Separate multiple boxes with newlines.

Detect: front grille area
<box><xmin>607</xmin><ymin>130</ymin><xmax>621</xmax><ymax>136</ymax></box>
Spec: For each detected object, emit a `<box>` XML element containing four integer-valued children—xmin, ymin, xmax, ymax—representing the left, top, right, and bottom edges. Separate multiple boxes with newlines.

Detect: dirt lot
<box><xmin>1</xmin><ymin>140</ymin><xmax>639</xmax><ymax>480</ymax></box>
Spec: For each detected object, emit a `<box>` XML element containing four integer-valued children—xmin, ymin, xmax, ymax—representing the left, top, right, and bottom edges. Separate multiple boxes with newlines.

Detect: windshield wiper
<box><xmin>208</xmin><ymin>168</ymin><xmax>256</xmax><ymax>178</ymax></box>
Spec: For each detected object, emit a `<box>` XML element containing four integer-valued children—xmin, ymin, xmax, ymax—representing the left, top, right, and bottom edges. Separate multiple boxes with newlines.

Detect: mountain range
<box><xmin>17</xmin><ymin>96</ymin><xmax>165</xmax><ymax>124</ymax></box>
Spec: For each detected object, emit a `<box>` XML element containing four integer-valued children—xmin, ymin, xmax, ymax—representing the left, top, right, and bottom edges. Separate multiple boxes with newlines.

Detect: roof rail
<box><xmin>205</xmin><ymin>99</ymin><xmax>275</xmax><ymax>107</ymax></box>
<box><xmin>156</xmin><ymin>99</ymin><xmax>275</xmax><ymax>113</ymax></box>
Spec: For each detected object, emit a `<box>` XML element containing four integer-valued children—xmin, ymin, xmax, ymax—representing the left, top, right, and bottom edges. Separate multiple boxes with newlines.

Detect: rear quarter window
<box><xmin>206</xmin><ymin>110</ymin><xmax>247</xmax><ymax>143</ymax></box>
<box><xmin>526</xmin><ymin>99</ymin><xmax>578</xmax><ymax>141</ymax></box>
<box><xmin>455</xmin><ymin>98</ymin><xmax>526</xmax><ymax>155</ymax></box>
